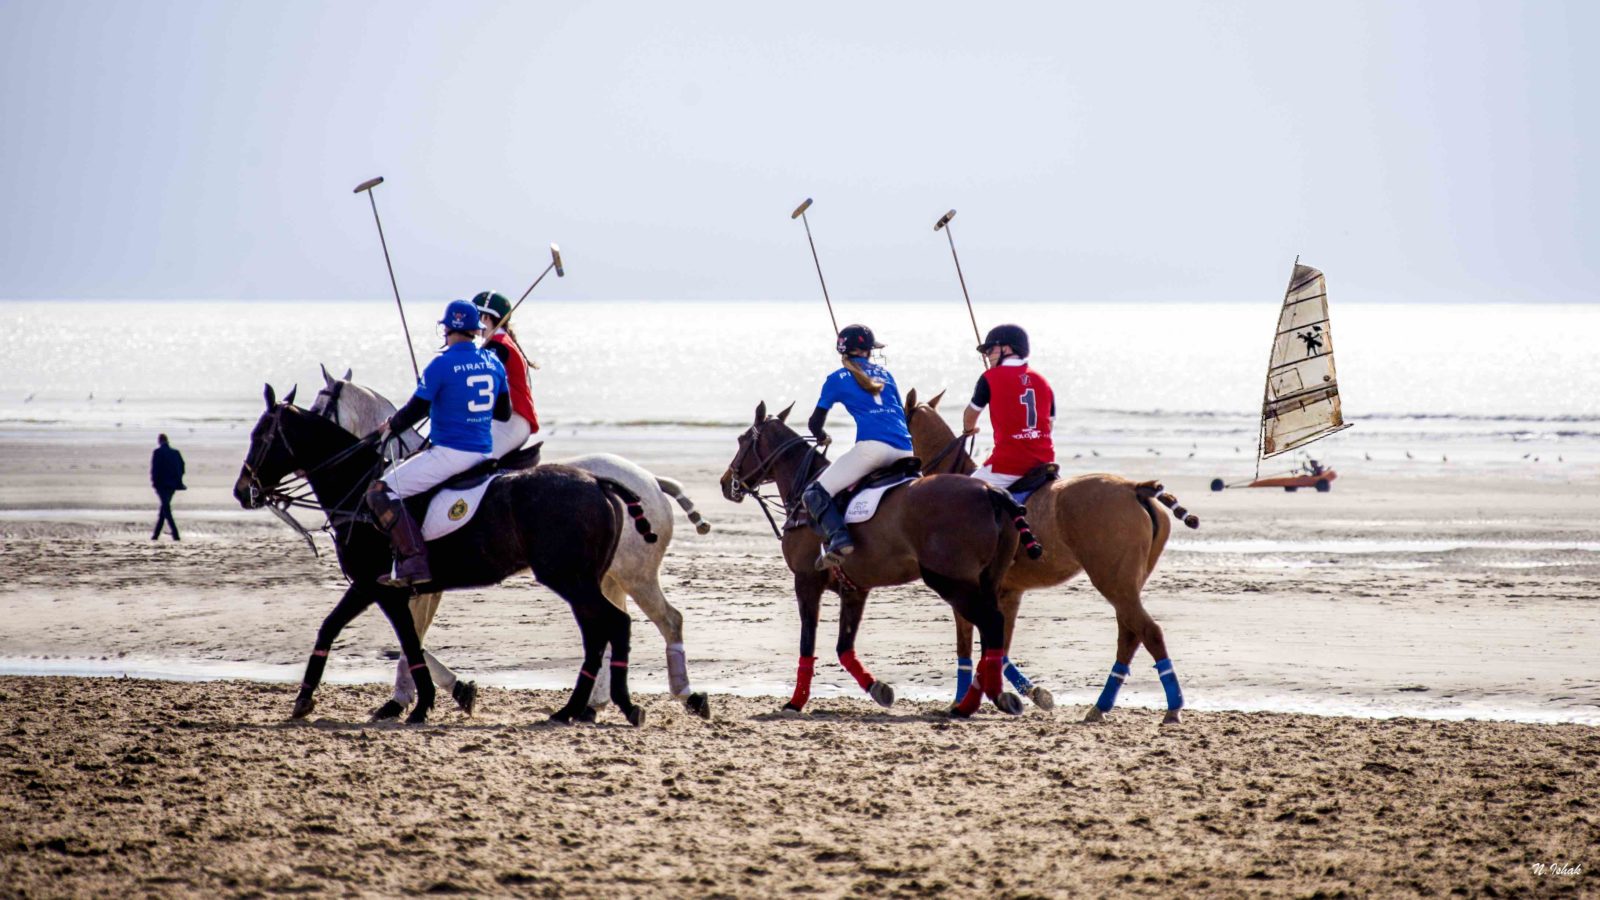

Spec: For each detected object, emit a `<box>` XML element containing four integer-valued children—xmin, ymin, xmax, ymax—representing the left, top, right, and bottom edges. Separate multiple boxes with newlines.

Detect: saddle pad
<box><xmin>421</xmin><ymin>474</ymin><xmax>500</xmax><ymax>542</ymax></box>
<box><xmin>843</xmin><ymin>477</ymin><xmax>914</xmax><ymax>524</ymax></box>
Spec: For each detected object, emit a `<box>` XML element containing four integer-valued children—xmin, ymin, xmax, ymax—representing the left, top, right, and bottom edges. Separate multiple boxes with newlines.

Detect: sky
<box><xmin>0</xmin><ymin>1</ymin><xmax>1594</xmax><ymax>305</ymax></box>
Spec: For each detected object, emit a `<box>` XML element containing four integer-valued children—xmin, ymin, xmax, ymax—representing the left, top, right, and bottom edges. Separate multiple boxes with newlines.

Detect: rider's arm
<box><xmin>386</xmin><ymin>395</ymin><xmax>430</xmax><ymax>434</ymax></box>
<box><xmin>808</xmin><ymin>406</ymin><xmax>830</xmax><ymax>444</ymax></box>
<box><xmin>493</xmin><ymin>388</ymin><xmax>510</xmax><ymax>422</ymax></box>
<box><xmin>964</xmin><ymin>375</ymin><xmax>989</xmax><ymax>434</ymax></box>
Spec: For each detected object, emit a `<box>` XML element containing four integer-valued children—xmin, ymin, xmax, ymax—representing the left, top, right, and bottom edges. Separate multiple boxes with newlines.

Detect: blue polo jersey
<box><xmin>414</xmin><ymin>342</ymin><xmax>507</xmax><ymax>453</ymax></box>
<box><xmin>816</xmin><ymin>360</ymin><xmax>913</xmax><ymax>451</ymax></box>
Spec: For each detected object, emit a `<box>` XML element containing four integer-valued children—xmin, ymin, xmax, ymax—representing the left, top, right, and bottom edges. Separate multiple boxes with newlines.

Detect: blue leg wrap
<box><xmin>954</xmin><ymin>657</ymin><xmax>973</xmax><ymax>701</ymax></box>
<box><xmin>1154</xmin><ymin>658</ymin><xmax>1184</xmax><ymax>710</ymax></box>
<box><xmin>1001</xmin><ymin>656</ymin><xmax>1033</xmax><ymax>691</ymax></box>
<box><xmin>1094</xmin><ymin>662</ymin><xmax>1131</xmax><ymax>712</ymax></box>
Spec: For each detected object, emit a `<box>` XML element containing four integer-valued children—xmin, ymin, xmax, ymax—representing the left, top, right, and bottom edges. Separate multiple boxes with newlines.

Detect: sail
<box><xmin>1260</xmin><ymin>262</ymin><xmax>1351</xmax><ymax>457</ymax></box>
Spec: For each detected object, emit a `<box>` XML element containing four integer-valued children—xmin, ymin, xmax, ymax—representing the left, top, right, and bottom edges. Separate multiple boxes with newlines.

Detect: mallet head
<box><xmin>934</xmin><ymin>209</ymin><xmax>956</xmax><ymax>231</ymax></box>
<box><xmin>353</xmin><ymin>176</ymin><xmax>385</xmax><ymax>194</ymax></box>
<box><xmin>550</xmin><ymin>243</ymin><xmax>564</xmax><ymax>277</ymax></box>
<box><xmin>791</xmin><ymin>198</ymin><xmax>813</xmax><ymax>219</ymax></box>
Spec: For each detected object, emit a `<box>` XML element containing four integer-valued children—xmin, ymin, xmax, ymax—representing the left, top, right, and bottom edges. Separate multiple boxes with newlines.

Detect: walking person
<box><xmin>150</xmin><ymin>433</ymin><xmax>186</xmax><ymax>540</ymax></box>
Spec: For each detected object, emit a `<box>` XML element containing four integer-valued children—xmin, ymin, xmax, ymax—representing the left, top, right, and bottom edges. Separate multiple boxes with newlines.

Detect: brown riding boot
<box><xmin>365</xmin><ymin>484</ymin><xmax>432</xmax><ymax>587</ymax></box>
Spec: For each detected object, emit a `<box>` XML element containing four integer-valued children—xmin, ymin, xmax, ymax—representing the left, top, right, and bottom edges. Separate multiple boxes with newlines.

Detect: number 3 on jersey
<box><xmin>466</xmin><ymin>374</ymin><xmax>495</xmax><ymax>412</ymax></box>
<box><xmin>1019</xmin><ymin>388</ymin><xmax>1037</xmax><ymax>429</ymax></box>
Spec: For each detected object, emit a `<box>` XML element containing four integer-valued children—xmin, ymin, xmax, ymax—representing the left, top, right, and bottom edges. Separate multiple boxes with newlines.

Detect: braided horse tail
<box><xmin>656</xmin><ymin>476</ymin><xmax>712</xmax><ymax>535</ymax></box>
<box><xmin>986</xmin><ymin>487</ymin><xmax>1044</xmax><ymax>561</ymax></box>
<box><xmin>595</xmin><ymin>477</ymin><xmax>660</xmax><ymax>545</ymax></box>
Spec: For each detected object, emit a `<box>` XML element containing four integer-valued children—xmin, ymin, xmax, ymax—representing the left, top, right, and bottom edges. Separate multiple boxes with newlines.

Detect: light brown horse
<box><xmin>904</xmin><ymin>388</ymin><xmax>1198</xmax><ymax>724</ymax></box>
<box><xmin>720</xmin><ymin>401</ymin><xmax>1040</xmax><ymax>717</ymax></box>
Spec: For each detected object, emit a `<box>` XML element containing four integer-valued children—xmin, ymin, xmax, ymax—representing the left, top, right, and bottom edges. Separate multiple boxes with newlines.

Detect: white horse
<box><xmin>309</xmin><ymin>365</ymin><xmax>712</xmax><ymax>720</ymax></box>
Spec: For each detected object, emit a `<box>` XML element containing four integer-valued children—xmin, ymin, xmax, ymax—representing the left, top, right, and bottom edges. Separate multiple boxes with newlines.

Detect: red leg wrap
<box><xmin>787</xmin><ymin>656</ymin><xmax>817</xmax><ymax>709</ymax></box>
<box><xmin>838</xmin><ymin>650</ymin><xmax>875</xmax><ymax>692</ymax></box>
<box><xmin>579</xmin><ymin>669</ymin><xmax>597</xmax><ymax>681</ymax></box>
<box><xmin>979</xmin><ymin>648</ymin><xmax>1005</xmax><ymax>700</ymax></box>
<box><xmin>954</xmin><ymin>682</ymin><xmax>984</xmax><ymax>716</ymax></box>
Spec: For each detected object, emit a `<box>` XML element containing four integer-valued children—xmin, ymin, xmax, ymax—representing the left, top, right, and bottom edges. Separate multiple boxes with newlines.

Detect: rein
<box><xmin>908</xmin><ymin>406</ymin><xmax>976</xmax><ymax>474</ymax></box>
<box><xmin>244</xmin><ymin>403</ymin><xmax>383</xmax><ymax>529</ymax></box>
<box><xmin>728</xmin><ymin>423</ymin><xmax>827</xmax><ymax>540</ymax></box>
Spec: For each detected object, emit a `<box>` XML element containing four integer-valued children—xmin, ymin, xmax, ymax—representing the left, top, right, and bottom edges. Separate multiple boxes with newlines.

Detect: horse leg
<box><xmin>603</xmin><ymin>603</ymin><xmax>646</xmax><ymax>727</ymax></box>
<box><xmin>997</xmin><ymin>588</ymin><xmax>1054</xmax><ymax>711</ymax></box>
<box><xmin>550</xmin><ymin>592</ymin><xmax>614</xmax><ymax>724</ymax></box>
<box><xmin>626</xmin><ymin>570</ymin><xmax>710</xmax><ymax>719</ymax></box>
<box><xmin>292</xmin><ymin>584</ymin><xmax>374</xmax><ymax>720</ymax></box>
<box><xmin>585</xmin><ymin>575</ymin><xmax>628</xmax><ymax>712</ymax></box>
<box><xmin>375</xmin><ymin>592</ymin><xmax>436</xmax><ymax>725</ymax></box>
<box><xmin>784</xmin><ymin>571</ymin><xmax>826</xmax><ymax>713</ymax></box>
<box><xmin>380</xmin><ymin>591</ymin><xmax>467</xmax><ymax>720</ymax></box>
<box><xmin>922</xmin><ymin>567</ymin><xmax>1023</xmax><ymax>718</ymax></box>
<box><xmin>952</xmin><ymin>611</ymin><xmax>976</xmax><ymax>705</ymax></box>
<box><xmin>836</xmin><ymin>589</ymin><xmax>892</xmax><ymax>708</ymax></box>
<box><xmin>1085</xmin><ymin>593</ymin><xmax>1182</xmax><ymax>725</ymax></box>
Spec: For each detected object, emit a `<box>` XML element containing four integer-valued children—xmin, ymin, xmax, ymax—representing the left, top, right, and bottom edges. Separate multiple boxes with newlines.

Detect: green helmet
<box><xmin>472</xmin><ymin>291</ymin><xmax>512</xmax><ymax>321</ymax></box>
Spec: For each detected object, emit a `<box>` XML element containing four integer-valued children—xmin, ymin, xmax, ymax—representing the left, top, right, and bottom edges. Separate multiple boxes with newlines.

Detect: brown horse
<box><xmin>720</xmin><ymin>401</ymin><xmax>1038</xmax><ymax>717</ymax></box>
<box><xmin>903</xmin><ymin>388</ymin><xmax>1198</xmax><ymax>725</ymax></box>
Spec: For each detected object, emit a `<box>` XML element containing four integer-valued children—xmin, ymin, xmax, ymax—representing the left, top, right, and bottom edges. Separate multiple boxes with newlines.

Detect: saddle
<box><xmin>786</xmin><ymin>456</ymin><xmax>923</xmax><ymax>531</ymax></box>
<box><xmin>402</xmin><ymin>442</ymin><xmax>543</xmax><ymax>522</ymax></box>
<box><xmin>1007</xmin><ymin>462</ymin><xmax>1059</xmax><ymax>502</ymax></box>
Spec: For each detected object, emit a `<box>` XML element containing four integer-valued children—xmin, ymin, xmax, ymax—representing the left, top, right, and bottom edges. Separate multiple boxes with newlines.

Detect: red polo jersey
<box><xmin>972</xmin><ymin>361</ymin><xmax>1055</xmax><ymax>475</ymax></box>
<box><xmin>486</xmin><ymin>333</ymin><xmax>539</xmax><ymax>432</ymax></box>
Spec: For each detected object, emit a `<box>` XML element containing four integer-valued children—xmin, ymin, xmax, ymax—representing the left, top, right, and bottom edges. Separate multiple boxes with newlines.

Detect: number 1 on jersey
<box><xmin>1019</xmin><ymin>388</ymin><xmax>1037</xmax><ymax>429</ymax></box>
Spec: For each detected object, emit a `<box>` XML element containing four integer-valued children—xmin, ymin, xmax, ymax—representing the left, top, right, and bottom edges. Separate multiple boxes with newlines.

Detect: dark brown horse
<box><xmin>720</xmin><ymin>401</ymin><xmax>1038</xmax><ymax>717</ymax></box>
<box><xmin>904</xmin><ymin>388</ymin><xmax>1197</xmax><ymax>724</ymax></box>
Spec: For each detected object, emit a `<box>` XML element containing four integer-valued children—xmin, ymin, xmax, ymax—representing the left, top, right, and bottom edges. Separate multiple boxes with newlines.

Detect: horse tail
<box><xmin>656</xmin><ymin>476</ymin><xmax>712</xmax><ymax>535</ymax></box>
<box><xmin>1136</xmin><ymin>480</ymin><xmax>1199</xmax><ymax>531</ymax></box>
<box><xmin>986</xmin><ymin>486</ymin><xmax>1044</xmax><ymax>561</ymax></box>
<box><xmin>1131</xmin><ymin>480</ymin><xmax>1175</xmax><ymax>581</ymax></box>
<box><xmin>596</xmin><ymin>478</ymin><xmax>660</xmax><ymax>545</ymax></box>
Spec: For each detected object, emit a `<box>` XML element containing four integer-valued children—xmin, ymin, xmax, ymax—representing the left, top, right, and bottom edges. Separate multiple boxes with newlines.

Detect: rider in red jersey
<box><xmin>472</xmin><ymin>292</ymin><xmax>540</xmax><ymax>458</ymax></box>
<box><xmin>961</xmin><ymin>324</ymin><xmax>1055</xmax><ymax>490</ymax></box>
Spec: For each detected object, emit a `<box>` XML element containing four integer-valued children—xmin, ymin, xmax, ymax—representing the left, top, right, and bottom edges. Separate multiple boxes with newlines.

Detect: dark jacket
<box><xmin>151</xmin><ymin>445</ymin><xmax>186</xmax><ymax>492</ymax></box>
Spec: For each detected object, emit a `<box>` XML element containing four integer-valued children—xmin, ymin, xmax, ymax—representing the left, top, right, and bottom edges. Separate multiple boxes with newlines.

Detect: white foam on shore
<box><xmin>2</xmin><ymin>656</ymin><xmax>1594</xmax><ymax>726</ymax></box>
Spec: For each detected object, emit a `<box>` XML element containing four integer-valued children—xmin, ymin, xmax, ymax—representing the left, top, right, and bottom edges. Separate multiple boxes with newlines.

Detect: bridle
<box><xmin>242</xmin><ymin>402</ymin><xmax>380</xmax><ymax>528</ymax></box>
<box><xmin>726</xmin><ymin>419</ymin><xmax>827</xmax><ymax>540</ymax></box>
<box><xmin>906</xmin><ymin>405</ymin><xmax>976</xmax><ymax>474</ymax></box>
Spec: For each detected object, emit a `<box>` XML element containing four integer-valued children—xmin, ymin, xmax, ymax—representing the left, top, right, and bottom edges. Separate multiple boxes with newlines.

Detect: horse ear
<box><xmin>776</xmin><ymin>402</ymin><xmax>795</xmax><ymax>423</ymax></box>
<box><xmin>754</xmin><ymin>401</ymin><xmax>767</xmax><ymax>425</ymax></box>
<box><xmin>929</xmin><ymin>389</ymin><xmax>946</xmax><ymax>409</ymax></box>
<box><xmin>320</xmin><ymin>364</ymin><xmax>333</xmax><ymax>387</ymax></box>
<box><xmin>904</xmin><ymin>388</ymin><xmax>918</xmax><ymax>413</ymax></box>
<box><xmin>343</xmin><ymin>368</ymin><xmax>353</xmax><ymax>381</ymax></box>
<box><xmin>264</xmin><ymin>384</ymin><xmax>276</xmax><ymax>408</ymax></box>
<box><xmin>283</xmin><ymin>384</ymin><xmax>298</xmax><ymax>406</ymax></box>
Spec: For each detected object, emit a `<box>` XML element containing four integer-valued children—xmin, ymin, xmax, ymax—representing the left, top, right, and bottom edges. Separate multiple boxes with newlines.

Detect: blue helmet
<box><xmin>439</xmin><ymin>299</ymin><xmax>483</xmax><ymax>334</ymax></box>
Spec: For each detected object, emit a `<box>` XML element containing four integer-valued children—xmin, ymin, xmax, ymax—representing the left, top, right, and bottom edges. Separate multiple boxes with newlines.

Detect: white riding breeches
<box><xmin>490</xmin><ymin>413</ymin><xmax>533</xmax><ymax>459</ymax></box>
<box><xmin>813</xmin><ymin>440</ymin><xmax>914</xmax><ymax>495</ymax></box>
<box><xmin>972</xmin><ymin>466</ymin><xmax>1020</xmax><ymax>490</ymax></box>
<box><xmin>381</xmin><ymin>444</ymin><xmax>492</xmax><ymax>498</ymax></box>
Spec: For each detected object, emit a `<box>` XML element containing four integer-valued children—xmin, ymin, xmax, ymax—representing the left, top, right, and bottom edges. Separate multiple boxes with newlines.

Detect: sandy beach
<box><xmin>2</xmin><ymin>419</ymin><xmax>1598</xmax><ymax>896</ymax></box>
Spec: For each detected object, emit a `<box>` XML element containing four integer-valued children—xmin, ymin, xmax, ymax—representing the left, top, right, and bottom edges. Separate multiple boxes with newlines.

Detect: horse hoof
<box><xmin>1082</xmin><ymin>706</ymin><xmax>1106</xmax><ymax>724</ymax></box>
<box><xmin>868</xmin><ymin>681</ymin><xmax>895</xmax><ymax>708</ymax></box>
<box><xmin>452</xmin><ymin>681</ymin><xmax>477</xmax><ymax>716</ymax></box>
<box><xmin>369</xmin><ymin>700</ymin><xmax>405</xmax><ymax>722</ymax></box>
<box><xmin>576</xmin><ymin>707</ymin><xmax>598</xmax><ymax>724</ymax></box>
<box><xmin>995</xmin><ymin>692</ymin><xmax>1025</xmax><ymax>716</ymax></box>
<box><xmin>947</xmin><ymin>704</ymin><xmax>975</xmax><ymax>720</ymax></box>
<box><xmin>626</xmin><ymin>705</ymin><xmax>647</xmax><ymax>728</ymax></box>
<box><xmin>291</xmin><ymin>691</ymin><xmax>316</xmax><ymax>720</ymax></box>
<box><xmin>1027</xmin><ymin>685</ymin><xmax>1056</xmax><ymax>711</ymax></box>
<box><xmin>695</xmin><ymin>521</ymin><xmax>712</xmax><ymax>535</ymax></box>
<box><xmin>548</xmin><ymin>709</ymin><xmax>573</xmax><ymax>725</ymax></box>
<box><xmin>685</xmin><ymin>692</ymin><xmax>711</xmax><ymax>720</ymax></box>
<box><xmin>1162</xmin><ymin>709</ymin><xmax>1183</xmax><ymax>726</ymax></box>
<box><xmin>779</xmin><ymin>703</ymin><xmax>804</xmax><ymax>717</ymax></box>
<box><xmin>404</xmin><ymin>706</ymin><xmax>430</xmax><ymax>725</ymax></box>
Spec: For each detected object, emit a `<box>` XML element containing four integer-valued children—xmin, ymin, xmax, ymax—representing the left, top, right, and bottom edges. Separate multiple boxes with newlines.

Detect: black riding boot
<box><xmin>801</xmin><ymin>482</ymin><xmax>854</xmax><ymax>571</ymax></box>
<box><xmin>365</xmin><ymin>484</ymin><xmax>432</xmax><ymax>587</ymax></box>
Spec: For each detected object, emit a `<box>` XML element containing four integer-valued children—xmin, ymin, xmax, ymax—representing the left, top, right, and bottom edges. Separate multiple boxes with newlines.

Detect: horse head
<box><xmin>719</xmin><ymin>401</ymin><xmax>795</xmax><ymax>502</ymax></box>
<box><xmin>903</xmin><ymin>388</ymin><xmax>970</xmax><ymax>474</ymax></box>
<box><xmin>310</xmin><ymin>369</ymin><xmax>420</xmax><ymax>457</ymax></box>
<box><xmin>235</xmin><ymin>383</ymin><xmax>363</xmax><ymax>510</ymax></box>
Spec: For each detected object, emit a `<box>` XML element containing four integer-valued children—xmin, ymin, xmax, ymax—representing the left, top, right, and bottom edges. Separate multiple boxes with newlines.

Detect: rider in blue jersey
<box><xmin>365</xmin><ymin>299</ymin><xmax>510</xmax><ymax>587</ymax></box>
<box><xmin>803</xmin><ymin>324</ymin><xmax>915</xmax><ymax>569</ymax></box>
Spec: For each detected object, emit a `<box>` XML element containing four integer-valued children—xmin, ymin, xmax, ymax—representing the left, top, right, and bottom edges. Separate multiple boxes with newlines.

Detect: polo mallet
<box><xmin>488</xmin><ymin>242</ymin><xmax>564</xmax><ymax>344</ymax></box>
<box><xmin>353</xmin><ymin>176</ymin><xmax>421</xmax><ymax>382</ymax></box>
<box><xmin>934</xmin><ymin>209</ymin><xmax>987</xmax><ymax>368</ymax></box>
<box><xmin>792</xmin><ymin>198</ymin><xmax>840</xmax><ymax>335</ymax></box>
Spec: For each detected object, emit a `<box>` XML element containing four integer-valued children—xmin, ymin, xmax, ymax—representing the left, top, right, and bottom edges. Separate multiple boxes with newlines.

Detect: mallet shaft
<box><xmin>358</xmin><ymin>182</ymin><xmax>420</xmax><ymax>382</ymax></box>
